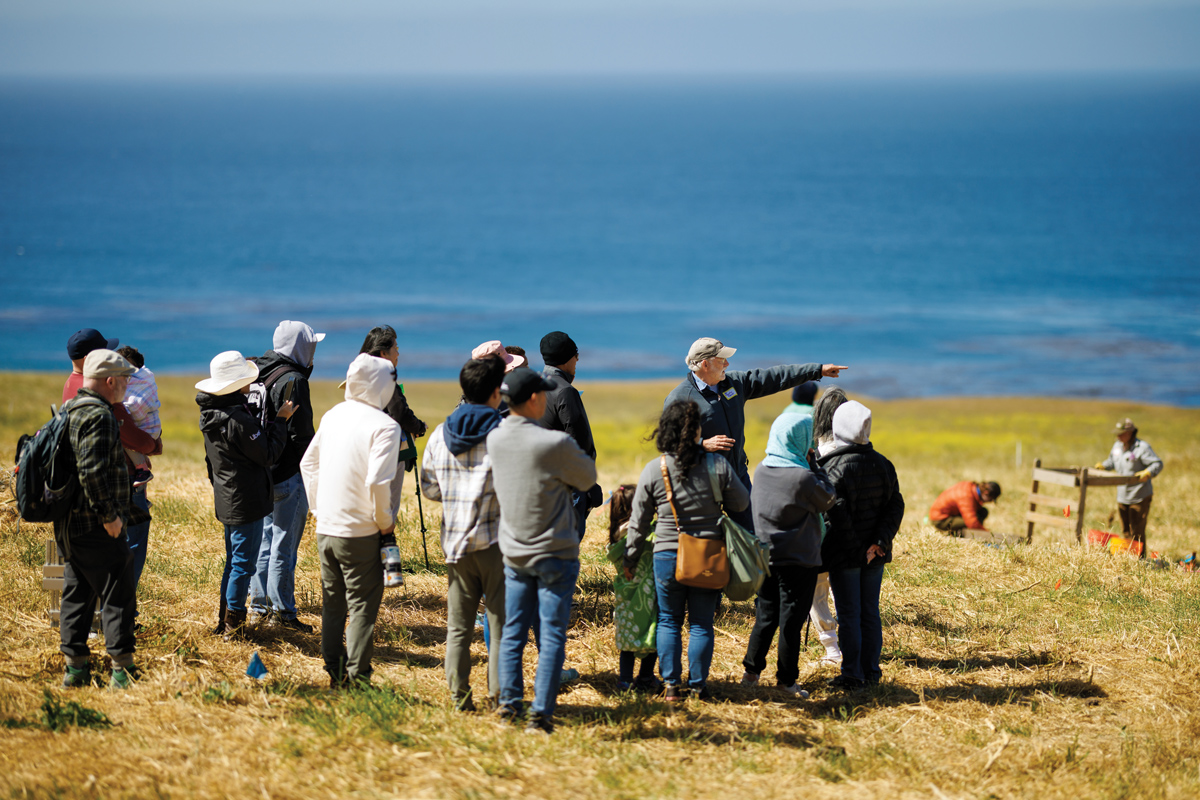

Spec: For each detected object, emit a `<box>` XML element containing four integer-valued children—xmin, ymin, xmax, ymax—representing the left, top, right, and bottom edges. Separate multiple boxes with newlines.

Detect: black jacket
<box><xmin>664</xmin><ymin>364</ymin><xmax>823</xmax><ymax>478</ymax></box>
<box><xmin>540</xmin><ymin>366</ymin><xmax>602</xmax><ymax>505</ymax></box>
<box><xmin>255</xmin><ymin>350</ymin><xmax>315</xmax><ymax>484</ymax></box>
<box><xmin>197</xmin><ymin>392</ymin><xmax>289</xmax><ymax>526</ymax></box>
<box><xmin>818</xmin><ymin>442</ymin><xmax>904</xmax><ymax>571</ymax></box>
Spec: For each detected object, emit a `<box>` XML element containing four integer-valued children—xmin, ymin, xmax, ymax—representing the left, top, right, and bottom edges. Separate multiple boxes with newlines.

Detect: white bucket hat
<box><xmin>195</xmin><ymin>351</ymin><xmax>260</xmax><ymax>395</ymax></box>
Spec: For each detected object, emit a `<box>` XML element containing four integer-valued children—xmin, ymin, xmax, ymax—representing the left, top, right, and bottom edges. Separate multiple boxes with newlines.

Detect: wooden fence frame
<box><xmin>1025</xmin><ymin>459</ymin><xmax>1138</xmax><ymax>543</ymax></box>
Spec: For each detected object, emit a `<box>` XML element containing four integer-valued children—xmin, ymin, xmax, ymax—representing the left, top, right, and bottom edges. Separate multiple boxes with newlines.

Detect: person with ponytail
<box><xmin>624</xmin><ymin>400</ymin><xmax>749</xmax><ymax>702</ymax></box>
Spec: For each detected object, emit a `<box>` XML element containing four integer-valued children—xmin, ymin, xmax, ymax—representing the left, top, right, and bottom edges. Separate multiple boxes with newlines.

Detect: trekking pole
<box><xmin>414</xmin><ymin>463</ymin><xmax>430</xmax><ymax>571</ymax></box>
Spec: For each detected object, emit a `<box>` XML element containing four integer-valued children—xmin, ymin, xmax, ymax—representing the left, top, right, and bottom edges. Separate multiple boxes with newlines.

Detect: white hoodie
<box><xmin>832</xmin><ymin>400</ymin><xmax>872</xmax><ymax>449</ymax></box>
<box><xmin>301</xmin><ymin>354</ymin><xmax>401</xmax><ymax>538</ymax></box>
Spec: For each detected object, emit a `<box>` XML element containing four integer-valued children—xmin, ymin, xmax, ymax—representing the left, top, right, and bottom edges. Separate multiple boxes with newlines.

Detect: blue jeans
<box><xmin>221</xmin><ymin>519</ymin><xmax>265</xmax><ymax>613</ymax></box>
<box><xmin>250</xmin><ymin>473</ymin><xmax>308</xmax><ymax>620</ymax></box>
<box><xmin>126</xmin><ymin>486</ymin><xmax>151</xmax><ymax>617</ymax></box>
<box><xmin>654</xmin><ymin>551</ymin><xmax>721</xmax><ymax>691</ymax></box>
<box><xmin>828</xmin><ymin>564</ymin><xmax>886</xmax><ymax>683</ymax></box>
<box><xmin>498</xmin><ymin>557</ymin><xmax>579</xmax><ymax>719</ymax></box>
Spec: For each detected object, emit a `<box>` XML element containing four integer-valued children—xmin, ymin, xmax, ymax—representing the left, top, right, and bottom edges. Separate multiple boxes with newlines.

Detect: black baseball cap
<box><xmin>67</xmin><ymin>328</ymin><xmax>119</xmax><ymax>361</ymax></box>
<box><xmin>500</xmin><ymin>367</ymin><xmax>556</xmax><ymax>406</ymax></box>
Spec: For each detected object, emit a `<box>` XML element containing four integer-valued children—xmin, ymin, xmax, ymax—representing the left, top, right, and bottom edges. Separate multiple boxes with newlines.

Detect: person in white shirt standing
<box><xmin>301</xmin><ymin>353</ymin><xmax>402</xmax><ymax>688</ymax></box>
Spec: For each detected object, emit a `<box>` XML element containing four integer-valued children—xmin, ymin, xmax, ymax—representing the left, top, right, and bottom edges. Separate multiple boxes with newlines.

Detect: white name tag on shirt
<box><xmin>722</xmin><ymin>387</ymin><xmax>737</xmax><ymax>400</ymax></box>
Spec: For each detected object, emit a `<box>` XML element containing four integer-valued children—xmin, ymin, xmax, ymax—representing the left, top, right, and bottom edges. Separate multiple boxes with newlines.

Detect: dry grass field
<box><xmin>1</xmin><ymin>372</ymin><xmax>1198</xmax><ymax>799</ymax></box>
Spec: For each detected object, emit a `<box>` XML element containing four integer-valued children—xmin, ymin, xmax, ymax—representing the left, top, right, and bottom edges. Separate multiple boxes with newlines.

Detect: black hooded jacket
<box><xmin>255</xmin><ymin>350</ymin><xmax>315</xmax><ymax>484</ymax></box>
<box><xmin>817</xmin><ymin>442</ymin><xmax>904</xmax><ymax>571</ymax></box>
<box><xmin>197</xmin><ymin>391</ymin><xmax>289</xmax><ymax>525</ymax></box>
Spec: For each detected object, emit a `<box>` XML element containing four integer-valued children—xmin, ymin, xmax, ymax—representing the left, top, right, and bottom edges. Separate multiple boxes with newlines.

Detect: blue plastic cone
<box><xmin>246</xmin><ymin>651</ymin><xmax>269</xmax><ymax>680</ymax></box>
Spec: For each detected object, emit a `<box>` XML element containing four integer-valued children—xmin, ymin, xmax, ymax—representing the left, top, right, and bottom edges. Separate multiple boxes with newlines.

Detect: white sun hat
<box><xmin>195</xmin><ymin>351</ymin><xmax>260</xmax><ymax>396</ymax></box>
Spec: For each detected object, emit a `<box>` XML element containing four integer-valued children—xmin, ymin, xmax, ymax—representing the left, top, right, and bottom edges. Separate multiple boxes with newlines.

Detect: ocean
<box><xmin>1</xmin><ymin>76</ymin><xmax>1198</xmax><ymax>404</ymax></box>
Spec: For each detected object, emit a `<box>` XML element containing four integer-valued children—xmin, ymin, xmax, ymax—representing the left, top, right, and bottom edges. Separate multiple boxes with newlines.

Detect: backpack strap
<box><xmin>659</xmin><ymin>456</ymin><xmax>682</xmax><ymax>532</ymax></box>
<box><xmin>260</xmin><ymin>364</ymin><xmax>299</xmax><ymax>392</ymax></box>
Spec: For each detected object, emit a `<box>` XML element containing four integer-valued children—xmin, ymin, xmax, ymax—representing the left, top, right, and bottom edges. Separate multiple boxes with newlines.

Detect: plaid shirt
<box><xmin>419</xmin><ymin>422</ymin><xmax>500</xmax><ymax>563</ymax></box>
<box><xmin>56</xmin><ymin>388</ymin><xmax>148</xmax><ymax>544</ymax></box>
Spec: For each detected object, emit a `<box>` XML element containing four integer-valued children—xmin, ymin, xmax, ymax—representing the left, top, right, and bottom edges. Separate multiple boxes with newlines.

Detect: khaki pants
<box><xmin>1117</xmin><ymin>497</ymin><xmax>1153</xmax><ymax>557</ymax></box>
<box><xmin>318</xmin><ymin>534</ymin><xmax>384</xmax><ymax>683</ymax></box>
<box><xmin>445</xmin><ymin>544</ymin><xmax>506</xmax><ymax>706</ymax></box>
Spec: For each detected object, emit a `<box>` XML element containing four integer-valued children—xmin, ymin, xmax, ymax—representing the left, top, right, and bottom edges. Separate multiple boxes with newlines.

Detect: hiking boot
<box><xmin>62</xmin><ymin>664</ymin><xmax>91</xmax><ymax>688</ymax></box>
<box><xmin>455</xmin><ymin>694</ymin><xmax>478</xmax><ymax>713</ymax></box>
<box><xmin>276</xmin><ymin>616</ymin><xmax>314</xmax><ymax>634</ymax></box>
<box><xmin>662</xmin><ymin>684</ymin><xmax>685</xmax><ymax>703</ymax></box>
<box><xmin>525</xmin><ymin>714</ymin><xmax>555</xmax><ymax>735</ymax></box>
<box><xmin>560</xmin><ymin>667</ymin><xmax>580</xmax><ymax>684</ymax></box>
<box><xmin>109</xmin><ymin>665</ymin><xmax>137</xmax><ymax>690</ymax></box>
<box><xmin>615</xmin><ymin>679</ymin><xmax>634</xmax><ymax>692</ymax></box>
<box><xmin>693</xmin><ymin>686</ymin><xmax>715</xmax><ymax>703</ymax></box>
<box><xmin>740</xmin><ymin>671</ymin><xmax>760</xmax><ymax>687</ymax></box>
<box><xmin>223</xmin><ymin>609</ymin><xmax>248</xmax><ymax>641</ymax></box>
<box><xmin>212</xmin><ymin>600</ymin><xmax>228</xmax><ymax>635</ymax></box>
<box><xmin>779</xmin><ymin>683</ymin><xmax>810</xmax><ymax>699</ymax></box>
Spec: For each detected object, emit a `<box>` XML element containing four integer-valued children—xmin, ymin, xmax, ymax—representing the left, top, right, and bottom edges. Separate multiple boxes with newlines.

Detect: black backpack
<box><xmin>14</xmin><ymin>396</ymin><xmax>106</xmax><ymax>524</ymax></box>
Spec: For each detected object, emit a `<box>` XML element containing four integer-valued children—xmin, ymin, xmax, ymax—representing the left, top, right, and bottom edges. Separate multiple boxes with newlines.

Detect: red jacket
<box><xmin>929</xmin><ymin>481</ymin><xmax>986</xmax><ymax>530</ymax></box>
<box><xmin>63</xmin><ymin>372</ymin><xmax>163</xmax><ymax>471</ymax></box>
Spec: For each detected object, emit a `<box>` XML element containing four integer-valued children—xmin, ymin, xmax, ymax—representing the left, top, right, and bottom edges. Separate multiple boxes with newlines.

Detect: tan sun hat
<box><xmin>195</xmin><ymin>351</ymin><xmax>260</xmax><ymax>395</ymax></box>
<box><xmin>1113</xmin><ymin>418</ymin><xmax>1137</xmax><ymax>435</ymax></box>
<box><xmin>685</xmin><ymin>337</ymin><xmax>736</xmax><ymax>369</ymax></box>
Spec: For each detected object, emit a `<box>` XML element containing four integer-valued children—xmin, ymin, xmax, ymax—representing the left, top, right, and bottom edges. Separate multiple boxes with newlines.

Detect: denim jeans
<box><xmin>743</xmin><ymin>564</ymin><xmax>820</xmax><ymax>686</ymax></box>
<box><xmin>828</xmin><ymin>564</ymin><xmax>886</xmax><ymax>683</ymax></box>
<box><xmin>654</xmin><ymin>550</ymin><xmax>721</xmax><ymax>691</ymax></box>
<box><xmin>251</xmin><ymin>473</ymin><xmax>309</xmax><ymax>620</ymax></box>
<box><xmin>221</xmin><ymin>518</ymin><xmax>265</xmax><ymax>613</ymax></box>
<box><xmin>126</xmin><ymin>486</ymin><xmax>151</xmax><ymax>617</ymax></box>
<box><xmin>498</xmin><ymin>557</ymin><xmax>579</xmax><ymax>719</ymax></box>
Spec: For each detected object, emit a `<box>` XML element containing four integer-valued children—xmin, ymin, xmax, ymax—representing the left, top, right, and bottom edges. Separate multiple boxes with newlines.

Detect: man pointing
<box><xmin>664</xmin><ymin>337</ymin><xmax>847</xmax><ymax>531</ymax></box>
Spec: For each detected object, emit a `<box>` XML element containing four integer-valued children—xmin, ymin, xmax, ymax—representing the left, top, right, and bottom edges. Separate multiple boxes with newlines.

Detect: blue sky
<box><xmin>1</xmin><ymin>1</ymin><xmax>1198</xmax><ymax>76</ymax></box>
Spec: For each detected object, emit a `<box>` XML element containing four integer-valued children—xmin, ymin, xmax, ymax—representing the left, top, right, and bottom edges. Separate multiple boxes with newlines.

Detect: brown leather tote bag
<box><xmin>661</xmin><ymin>456</ymin><xmax>729</xmax><ymax>590</ymax></box>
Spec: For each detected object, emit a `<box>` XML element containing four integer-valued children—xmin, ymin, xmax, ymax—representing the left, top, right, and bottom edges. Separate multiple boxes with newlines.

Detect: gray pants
<box><xmin>318</xmin><ymin>534</ymin><xmax>384</xmax><ymax>682</ymax></box>
<box><xmin>446</xmin><ymin>544</ymin><xmax>506</xmax><ymax>704</ymax></box>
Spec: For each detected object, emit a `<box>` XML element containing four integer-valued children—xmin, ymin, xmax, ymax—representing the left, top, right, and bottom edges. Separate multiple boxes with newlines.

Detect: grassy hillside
<box><xmin>1</xmin><ymin>372</ymin><xmax>1198</xmax><ymax>799</ymax></box>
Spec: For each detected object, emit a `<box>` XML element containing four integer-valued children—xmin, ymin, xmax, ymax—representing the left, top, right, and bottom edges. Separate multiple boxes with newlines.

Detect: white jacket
<box><xmin>301</xmin><ymin>354</ymin><xmax>401</xmax><ymax>539</ymax></box>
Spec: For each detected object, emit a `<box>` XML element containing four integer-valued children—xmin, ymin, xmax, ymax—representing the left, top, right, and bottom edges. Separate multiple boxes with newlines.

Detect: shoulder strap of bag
<box><xmin>705</xmin><ymin>453</ymin><xmax>724</xmax><ymax>505</ymax></box>
<box><xmin>659</xmin><ymin>455</ymin><xmax>682</xmax><ymax>531</ymax></box>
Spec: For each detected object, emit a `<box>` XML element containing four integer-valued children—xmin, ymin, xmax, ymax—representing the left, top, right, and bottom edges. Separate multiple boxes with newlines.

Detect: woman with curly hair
<box><xmin>624</xmin><ymin>400</ymin><xmax>749</xmax><ymax>701</ymax></box>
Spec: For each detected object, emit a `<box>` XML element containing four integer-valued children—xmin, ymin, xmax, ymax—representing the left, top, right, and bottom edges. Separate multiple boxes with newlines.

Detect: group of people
<box><xmin>58</xmin><ymin>322</ymin><xmax>1163</xmax><ymax>735</ymax></box>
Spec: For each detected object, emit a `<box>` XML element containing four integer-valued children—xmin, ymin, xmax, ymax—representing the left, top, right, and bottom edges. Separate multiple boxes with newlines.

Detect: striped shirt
<box><xmin>419</xmin><ymin>422</ymin><xmax>500</xmax><ymax>563</ymax></box>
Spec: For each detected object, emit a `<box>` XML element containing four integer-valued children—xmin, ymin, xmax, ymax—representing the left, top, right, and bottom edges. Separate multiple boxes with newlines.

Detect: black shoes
<box><xmin>826</xmin><ymin>675</ymin><xmax>866</xmax><ymax>691</ymax></box>
<box><xmin>276</xmin><ymin>616</ymin><xmax>314</xmax><ymax>634</ymax></box>
<box><xmin>525</xmin><ymin>714</ymin><xmax>555</xmax><ymax>735</ymax></box>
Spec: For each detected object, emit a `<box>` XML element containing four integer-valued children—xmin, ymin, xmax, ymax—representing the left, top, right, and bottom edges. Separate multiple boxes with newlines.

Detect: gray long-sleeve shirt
<box><xmin>624</xmin><ymin>453</ymin><xmax>750</xmax><ymax>570</ymax></box>
<box><xmin>752</xmin><ymin>463</ymin><xmax>837</xmax><ymax>568</ymax></box>
<box><xmin>486</xmin><ymin>415</ymin><xmax>598</xmax><ymax>568</ymax></box>
<box><xmin>1102</xmin><ymin>437</ymin><xmax>1163</xmax><ymax>504</ymax></box>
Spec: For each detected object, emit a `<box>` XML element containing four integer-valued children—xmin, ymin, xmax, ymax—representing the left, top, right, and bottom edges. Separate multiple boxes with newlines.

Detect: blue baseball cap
<box><xmin>67</xmin><ymin>328</ymin><xmax>119</xmax><ymax>361</ymax></box>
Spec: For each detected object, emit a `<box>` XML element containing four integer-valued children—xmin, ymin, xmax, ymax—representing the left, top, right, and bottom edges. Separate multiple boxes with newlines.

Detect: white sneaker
<box><xmin>819</xmin><ymin>649</ymin><xmax>843</xmax><ymax>665</ymax></box>
<box><xmin>780</xmin><ymin>683</ymin><xmax>810</xmax><ymax>699</ymax></box>
<box><xmin>740</xmin><ymin>671</ymin><xmax>760</xmax><ymax>686</ymax></box>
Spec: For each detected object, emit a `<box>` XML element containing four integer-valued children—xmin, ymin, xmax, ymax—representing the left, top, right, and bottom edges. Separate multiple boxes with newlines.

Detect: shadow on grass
<box><xmin>892</xmin><ymin>650</ymin><xmax>1061</xmax><ymax>672</ymax></box>
<box><xmin>803</xmin><ymin>678</ymin><xmax>1107</xmax><ymax>719</ymax></box>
